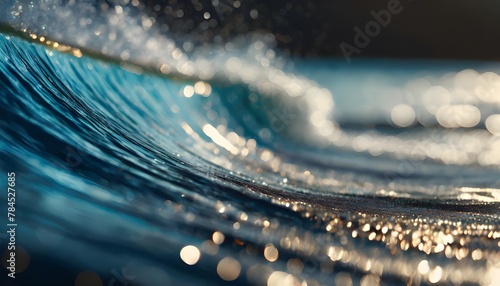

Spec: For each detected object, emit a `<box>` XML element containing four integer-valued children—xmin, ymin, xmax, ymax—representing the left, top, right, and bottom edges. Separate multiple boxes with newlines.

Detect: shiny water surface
<box><xmin>0</xmin><ymin>1</ymin><xmax>499</xmax><ymax>285</ymax></box>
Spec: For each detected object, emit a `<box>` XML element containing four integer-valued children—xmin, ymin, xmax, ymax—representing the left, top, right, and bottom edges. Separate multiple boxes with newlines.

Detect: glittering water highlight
<box><xmin>0</xmin><ymin>1</ymin><xmax>500</xmax><ymax>285</ymax></box>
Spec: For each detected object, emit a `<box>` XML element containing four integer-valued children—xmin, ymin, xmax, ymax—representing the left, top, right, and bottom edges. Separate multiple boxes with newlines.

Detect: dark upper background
<box><xmin>136</xmin><ymin>0</ymin><xmax>500</xmax><ymax>60</ymax></box>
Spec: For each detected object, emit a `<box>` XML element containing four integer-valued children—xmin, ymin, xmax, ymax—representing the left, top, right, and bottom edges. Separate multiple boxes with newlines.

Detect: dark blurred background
<box><xmin>137</xmin><ymin>0</ymin><xmax>500</xmax><ymax>60</ymax></box>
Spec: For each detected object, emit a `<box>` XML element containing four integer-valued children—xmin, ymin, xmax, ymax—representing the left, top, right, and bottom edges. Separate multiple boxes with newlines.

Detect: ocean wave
<box><xmin>0</xmin><ymin>1</ymin><xmax>500</xmax><ymax>285</ymax></box>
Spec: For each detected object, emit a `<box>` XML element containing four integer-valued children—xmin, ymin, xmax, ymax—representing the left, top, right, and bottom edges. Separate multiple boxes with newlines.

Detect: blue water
<box><xmin>1</xmin><ymin>30</ymin><xmax>500</xmax><ymax>286</ymax></box>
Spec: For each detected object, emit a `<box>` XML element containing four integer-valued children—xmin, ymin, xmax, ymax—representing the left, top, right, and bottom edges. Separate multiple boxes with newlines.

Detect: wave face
<box><xmin>1</xmin><ymin>1</ymin><xmax>500</xmax><ymax>286</ymax></box>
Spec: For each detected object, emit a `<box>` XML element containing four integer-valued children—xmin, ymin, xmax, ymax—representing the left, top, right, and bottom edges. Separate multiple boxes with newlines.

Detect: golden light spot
<box><xmin>180</xmin><ymin>245</ymin><xmax>201</xmax><ymax>265</ymax></box>
<box><xmin>194</xmin><ymin>81</ymin><xmax>212</xmax><ymax>96</ymax></box>
<box><xmin>417</xmin><ymin>260</ymin><xmax>430</xmax><ymax>275</ymax></box>
<box><xmin>334</xmin><ymin>272</ymin><xmax>353</xmax><ymax>286</ymax></box>
<box><xmin>267</xmin><ymin>271</ymin><xmax>289</xmax><ymax>286</ymax></box>
<box><xmin>434</xmin><ymin>244</ymin><xmax>444</xmax><ymax>253</ymax></box>
<box><xmin>239</xmin><ymin>212</ymin><xmax>249</xmax><ymax>221</ymax></box>
<box><xmin>160</xmin><ymin>64</ymin><xmax>171</xmax><ymax>74</ymax></box>
<box><xmin>217</xmin><ymin>257</ymin><xmax>241</xmax><ymax>281</ymax></box>
<box><xmin>264</xmin><ymin>244</ymin><xmax>279</xmax><ymax>262</ymax></box>
<box><xmin>362</xmin><ymin>223</ymin><xmax>371</xmax><ymax>232</ymax></box>
<box><xmin>361</xmin><ymin>274</ymin><xmax>380</xmax><ymax>286</ymax></box>
<box><xmin>485</xmin><ymin>114</ymin><xmax>500</xmax><ymax>135</ymax></box>
<box><xmin>72</xmin><ymin>48</ymin><xmax>83</xmax><ymax>58</ymax></box>
<box><xmin>212</xmin><ymin>231</ymin><xmax>225</xmax><ymax>245</ymax></box>
<box><xmin>115</xmin><ymin>5</ymin><xmax>123</xmax><ymax>14</ymax></box>
<box><xmin>428</xmin><ymin>266</ymin><xmax>443</xmax><ymax>284</ymax></box>
<box><xmin>486</xmin><ymin>263</ymin><xmax>500</xmax><ymax>286</ymax></box>
<box><xmin>241</xmin><ymin>148</ymin><xmax>249</xmax><ymax>156</ymax></box>
<box><xmin>456</xmin><ymin>247</ymin><xmax>468</xmax><ymax>260</ymax></box>
<box><xmin>172</xmin><ymin>48</ymin><xmax>183</xmax><ymax>59</ymax></box>
<box><xmin>436</xmin><ymin>104</ymin><xmax>481</xmax><ymax>128</ymax></box>
<box><xmin>327</xmin><ymin>246</ymin><xmax>344</xmax><ymax>261</ymax></box>
<box><xmin>391</xmin><ymin>104</ymin><xmax>416</xmax><ymax>127</ymax></box>
<box><xmin>368</xmin><ymin>232</ymin><xmax>376</xmax><ymax>240</ymax></box>
<box><xmin>75</xmin><ymin>271</ymin><xmax>103</xmax><ymax>286</ymax></box>
<box><xmin>259</xmin><ymin>150</ymin><xmax>273</xmax><ymax>162</ymax></box>
<box><xmin>183</xmin><ymin>85</ymin><xmax>194</xmax><ymax>98</ymax></box>
<box><xmin>471</xmin><ymin>249</ymin><xmax>482</xmax><ymax>260</ymax></box>
<box><xmin>203</xmin><ymin>124</ymin><xmax>239</xmax><ymax>155</ymax></box>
